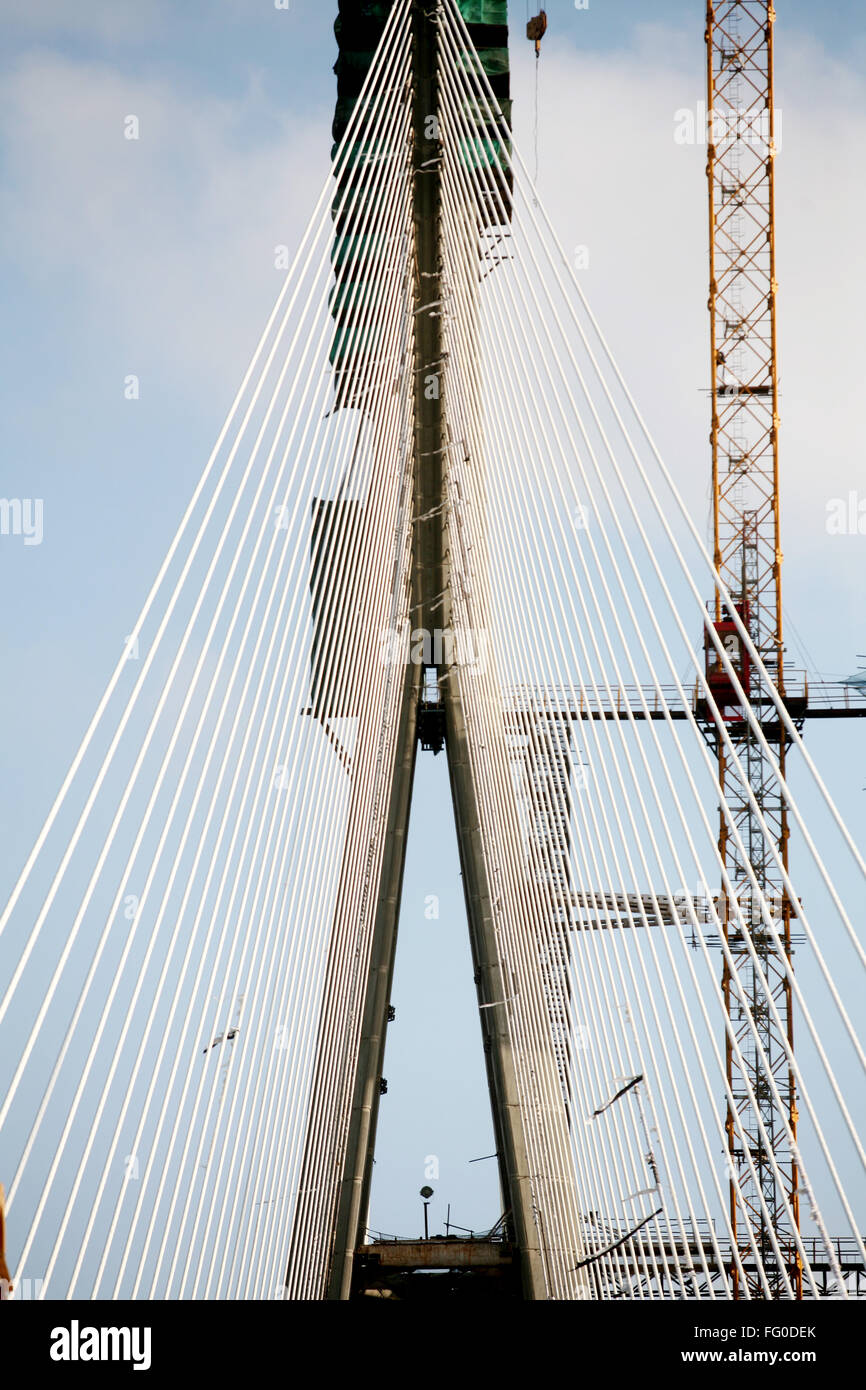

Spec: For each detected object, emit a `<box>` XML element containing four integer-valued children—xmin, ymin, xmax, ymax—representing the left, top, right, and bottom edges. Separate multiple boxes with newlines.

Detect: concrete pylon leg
<box><xmin>325</xmin><ymin>659</ymin><xmax>420</xmax><ymax>1300</ymax></box>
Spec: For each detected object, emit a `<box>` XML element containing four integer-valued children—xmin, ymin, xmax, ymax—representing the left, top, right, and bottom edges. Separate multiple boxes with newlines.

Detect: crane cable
<box><xmin>526</xmin><ymin>11</ymin><xmax>547</xmax><ymax>196</ymax></box>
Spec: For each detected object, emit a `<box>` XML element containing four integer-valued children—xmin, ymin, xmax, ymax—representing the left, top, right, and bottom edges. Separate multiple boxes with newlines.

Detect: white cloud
<box><xmin>1</xmin><ymin>52</ymin><xmax>327</xmax><ymax>398</ymax></box>
<box><xmin>0</xmin><ymin>0</ymin><xmax>173</xmax><ymax>42</ymax></box>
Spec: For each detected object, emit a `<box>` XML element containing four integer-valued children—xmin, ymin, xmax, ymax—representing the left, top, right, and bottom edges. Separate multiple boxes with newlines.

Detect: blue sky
<box><xmin>1</xmin><ymin>1</ymin><xmax>865</xmax><ymax>1266</ymax></box>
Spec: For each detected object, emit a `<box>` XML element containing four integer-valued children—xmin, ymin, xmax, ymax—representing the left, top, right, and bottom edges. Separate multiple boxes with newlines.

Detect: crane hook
<box><xmin>526</xmin><ymin>9</ymin><xmax>548</xmax><ymax>57</ymax></box>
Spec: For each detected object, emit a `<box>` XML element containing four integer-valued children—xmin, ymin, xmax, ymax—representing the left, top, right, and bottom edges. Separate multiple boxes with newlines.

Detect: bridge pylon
<box><xmin>283</xmin><ymin>0</ymin><xmax>588</xmax><ymax>1302</ymax></box>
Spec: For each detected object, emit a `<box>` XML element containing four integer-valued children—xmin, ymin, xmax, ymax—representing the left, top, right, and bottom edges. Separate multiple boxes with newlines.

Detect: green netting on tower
<box><xmin>331</xmin><ymin>2</ymin><xmax>510</xmax><ymax>150</ymax></box>
<box><xmin>330</xmin><ymin>2</ymin><xmax>511</xmax><ymax>407</ymax></box>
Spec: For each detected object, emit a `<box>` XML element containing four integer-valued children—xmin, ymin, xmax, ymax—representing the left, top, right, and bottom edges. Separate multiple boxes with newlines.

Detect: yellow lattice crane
<box><xmin>704</xmin><ymin>0</ymin><xmax>801</xmax><ymax>1299</ymax></box>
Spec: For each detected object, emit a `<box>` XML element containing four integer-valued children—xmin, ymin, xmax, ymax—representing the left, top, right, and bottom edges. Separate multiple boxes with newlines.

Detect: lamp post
<box><xmin>419</xmin><ymin>1186</ymin><xmax>434</xmax><ymax>1240</ymax></box>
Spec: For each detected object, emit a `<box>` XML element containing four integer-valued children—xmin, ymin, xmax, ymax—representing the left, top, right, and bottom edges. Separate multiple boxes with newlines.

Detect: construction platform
<box><xmin>351</xmin><ymin>1236</ymin><xmax>519</xmax><ymax>1300</ymax></box>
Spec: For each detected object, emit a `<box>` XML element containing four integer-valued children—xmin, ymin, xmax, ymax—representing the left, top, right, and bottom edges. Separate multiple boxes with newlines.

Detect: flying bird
<box><xmin>593</xmin><ymin>1074</ymin><xmax>644</xmax><ymax>1118</ymax></box>
<box><xmin>202</xmin><ymin>1028</ymin><xmax>239</xmax><ymax>1054</ymax></box>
